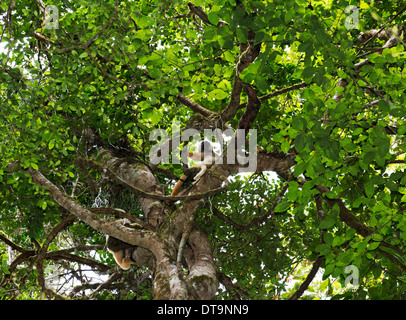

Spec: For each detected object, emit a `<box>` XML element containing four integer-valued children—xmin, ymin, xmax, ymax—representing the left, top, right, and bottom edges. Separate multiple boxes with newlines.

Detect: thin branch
<box><xmin>36</xmin><ymin>215</ymin><xmax>75</xmax><ymax>300</ymax></box>
<box><xmin>47</xmin><ymin>244</ymin><xmax>105</xmax><ymax>256</ymax></box>
<box><xmin>218</xmin><ymin>272</ymin><xmax>249</xmax><ymax>300</ymax></box>
<box><xmin>259</xmin><ymin>81</ymin><xmax>308</xmax><ymax>101</ymax></box>
<box><xmin>316</xmin><ymin>184</ymin><xmax>406</xmax><ymax>273</ymax></box>
<box><xmin>0</xmin><ymin>251</ymin><xmax>36</xmax><ymax>287</ymax></box>
<box><xmin>288</xmin><ymin>194</ymin><xmax>326</xmax><ymax>300</ymax></box>
<box><xmin>46</xmin><ymin>252</ymin><xmax>110</xmax><ymax>272</ymax></box>
<box><xmin>288</xmin><ymin>256</ymin><xmax>324</xmax><ymax>300</ymax></box>
<box><xmin>177</xmin><ymin>92</ymin><xmax>215</xmax><ymax>117</ymax></box>
<box><xmin>212</xmin><ymin>183</ymin><xmax>289</xmax><ymax>230</ymax></box>
<box><xmin>237</xmin><ymin>82</ymin><xmax>309</xmax><ymax>111</ymax></box>
<box><xmin>90</xmin><ymin>271</ymin><xmax>123</xmax><ymax>298</ymax></box>
<box><xmin>0</xmin><ymin>232</ymin><xmax>31</xmax><ymax>254</ymax></box>
<box><xmin>84</xmin><ymin>46</ymin><xmax>147</xmax><ymax>89</ymax></box>
<box><xmin>85</xmin><ymin>16</ymin><xmax>115</xmax><ymax>48</ymax></box>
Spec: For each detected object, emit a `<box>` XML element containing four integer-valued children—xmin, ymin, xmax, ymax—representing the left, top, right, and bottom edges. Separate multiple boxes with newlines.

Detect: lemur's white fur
<box><xmin>171</xmin><ymin>141</ymin><xmax>219</xmax><ymax>197</ymax></box>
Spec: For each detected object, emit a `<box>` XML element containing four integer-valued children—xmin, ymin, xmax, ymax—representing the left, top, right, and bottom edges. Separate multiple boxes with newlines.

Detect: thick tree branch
<box><xmin>221</xmin><ymin>74</ymin><xmax>243</xmax><ymax>122</ymax></box>
<box><xmin>27</xmin><ymin>168</ymin><xmax>212</xmax><ymax>299</ymax></box>
<box><xmin>80</xmin><ymin>156</ymin><xmax>227</xmax><ymax>202</ymax></box>
<box><xmin>27</xmin><ymin>169</ymin><xmax>161</xmax><ymax>253</ymax></box>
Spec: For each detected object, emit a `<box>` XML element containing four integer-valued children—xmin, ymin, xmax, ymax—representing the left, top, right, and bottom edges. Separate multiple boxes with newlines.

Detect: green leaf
<box><xmin>368</xmin><ymin>242</ymin><xmax>380</xmax><ymax>251</ymax></box>
<box><xmin>254</xmin><ymin>76</ymin><xmax>269</xmax><ymax>92</ymax></box>
<box><xmin>320</xmin><ymin>218</ymin><xmax>335</xmax><ymax>229</ymax></box>
<box><xmin>292</xmin><ymin>117</ymin><xmax>306</xmax><ymax>131</ymax></box>
<box><xmin>363</xmin><ymin>151</ymin><xmax>375</xmax><ymax>164</ymax></box>
<box><xmin>208</xmin><ymin>12</ymin><xmax>220</xmax><ymax>25</ymax></box>
<box><xmin>37</xmin><ymin>199</ymin><xmax>47</xmax><ymax>210</ymax></box>
<box><xmin>273</xmin><ymin>132</ymin><xmax>285</xmax><ymax>143</ymax></box>
<box><xmin>284</xmin><ymin>8</ymin><xmax>295</xmax><ymax>24</ymax></box>
<box><xmin>274</xmin><ymin>201</ymin><xmax>290</xmax><ymax>212</ymax></box>
<box><xmin>295</xmin><ymin>133</ymin><xmax>305</xmax><ymax>152</ymax></box>
<box><xmin>208</xmin><ymin>88</ymin><xmax>228</xmax><ymax>100</ymax></box>
<box><xmin>332</xmin><ymin>236</ymin><xmax>345</xmax><ymax>247</ymax></box>
<box><xmin>293</xmin><ymin>161</ymin><xmax>307</xmax><ymax>177</ymax></box>
<box><xmin>236</xmin><ymin>28</ymin><xmax>248</xmax><ymax>42</ymax></box>
<box><xmin>323</xmin><ymin>232</ymin><xmax>333</xmax><ymax>245</ymax></box>
<box><xmin>324</xmin><ymin>191</ymin><xmax>337</xmax><ymax>199</ymax></box>
<box><xmin>48</xmin><ymin>139</ymin><xmax>55</xmax><ymax>150</ymax></box>
<box><xmin>364</xmin><ymin>180</ymin><xmax>374</xmax><ymax>198</ymax></box>
<box><xmin>136</xmin><ymin>16</ymin><xmax>154</xmax><ymax>28</ymax></box>
<box><xmin>281</xmin><ymin>140</ymin><xmax>290</xmax><ymax>153</ymax></box>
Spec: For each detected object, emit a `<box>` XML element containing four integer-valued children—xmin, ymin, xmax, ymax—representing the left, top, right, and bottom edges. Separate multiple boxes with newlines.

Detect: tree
<box><xmin>1</xmin><ymin>0</ymin><xmax>406</xmax><ymax>300</ymax></box>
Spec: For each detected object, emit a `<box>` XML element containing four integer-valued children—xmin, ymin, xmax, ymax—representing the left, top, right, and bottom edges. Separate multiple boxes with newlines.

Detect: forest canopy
<box><xmin>1</xmin><ymin>0</ymin><xmax>406</xmax><ymax>300</ymax></box>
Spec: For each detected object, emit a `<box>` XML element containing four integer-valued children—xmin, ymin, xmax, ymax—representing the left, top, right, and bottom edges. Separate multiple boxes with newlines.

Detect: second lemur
<box><xmin>106</xmin><ymin>235</ymin><xmax>136</xmax><ymax>270</ymax></box>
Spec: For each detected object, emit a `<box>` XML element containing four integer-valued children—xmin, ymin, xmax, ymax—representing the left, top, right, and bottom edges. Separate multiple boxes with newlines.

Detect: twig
<box><xmin>211</xmin><ymin>182</ymin><xmax>289</xmax><ymax>230</ymax></box>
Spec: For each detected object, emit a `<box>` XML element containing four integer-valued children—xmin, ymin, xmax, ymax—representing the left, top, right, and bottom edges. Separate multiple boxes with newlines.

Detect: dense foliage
<box><xmin>1</xmin><ymin>0</ymin><xmax>406</xmax><ymax>300</ymax></box>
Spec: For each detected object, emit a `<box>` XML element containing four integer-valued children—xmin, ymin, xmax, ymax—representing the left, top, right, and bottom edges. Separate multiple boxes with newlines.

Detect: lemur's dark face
<box><xmin>199</xmin><ymin>140</ymin><xmax>214</xmax><ymax>154</ymax></box>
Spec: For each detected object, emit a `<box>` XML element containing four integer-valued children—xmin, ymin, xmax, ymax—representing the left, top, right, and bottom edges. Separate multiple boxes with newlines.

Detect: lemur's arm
<box><xmin>190</xmin><ymin>164</ymin><xmax>207</xmax><ymax>181</ymax></box>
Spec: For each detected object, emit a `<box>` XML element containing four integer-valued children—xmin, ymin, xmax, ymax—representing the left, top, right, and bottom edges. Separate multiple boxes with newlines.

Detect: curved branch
<box><xmin>36</xmin><ymin>215</ymin><xmax>75</xmax><ymax>299</ymax></box>
<box><xmin>212</xmin><ymin>182</ymin><xmax>289</xmax><ymax>230</ymax></box>
<box><xmin>0</xmin><ymin>250</ymin><xmax>35</xmax><ymax>287</ymax></box>
<box><xmin>0</xmin><ymin>232</ymin><xmax>31</xmax><ymax>254</ymax></box>
<box><xmin>316</xmin><ymin>185</ymin><xmax>406</xmax><ymax>273</ymax></box>
<box><xmin>218</xmin><ymin>272</ymin><xmax>248</xmax><ymax>300</ymax></box>
<box><xmin>27</xmin><ymin>169</ymin><xmax>193</xmax><ymax>299</ymax></box>
<box><xmin>288</xmin><ymin>256</ymin><xmax>324</xmax><ymax>300</ymax></box>
<box><xmin>177</xmin><ymin>92</ymin><xmax>215</xmax><ymax>117</ymax></box>
<box><xmin>27</xmin><ymin>169</ymin><xmax>161</xmax><ymax>252</ymax></box>
<box><xmin>236</xmin><ymin>81</ymin><xmax>309</xmax><ymax>113</ymax></box>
